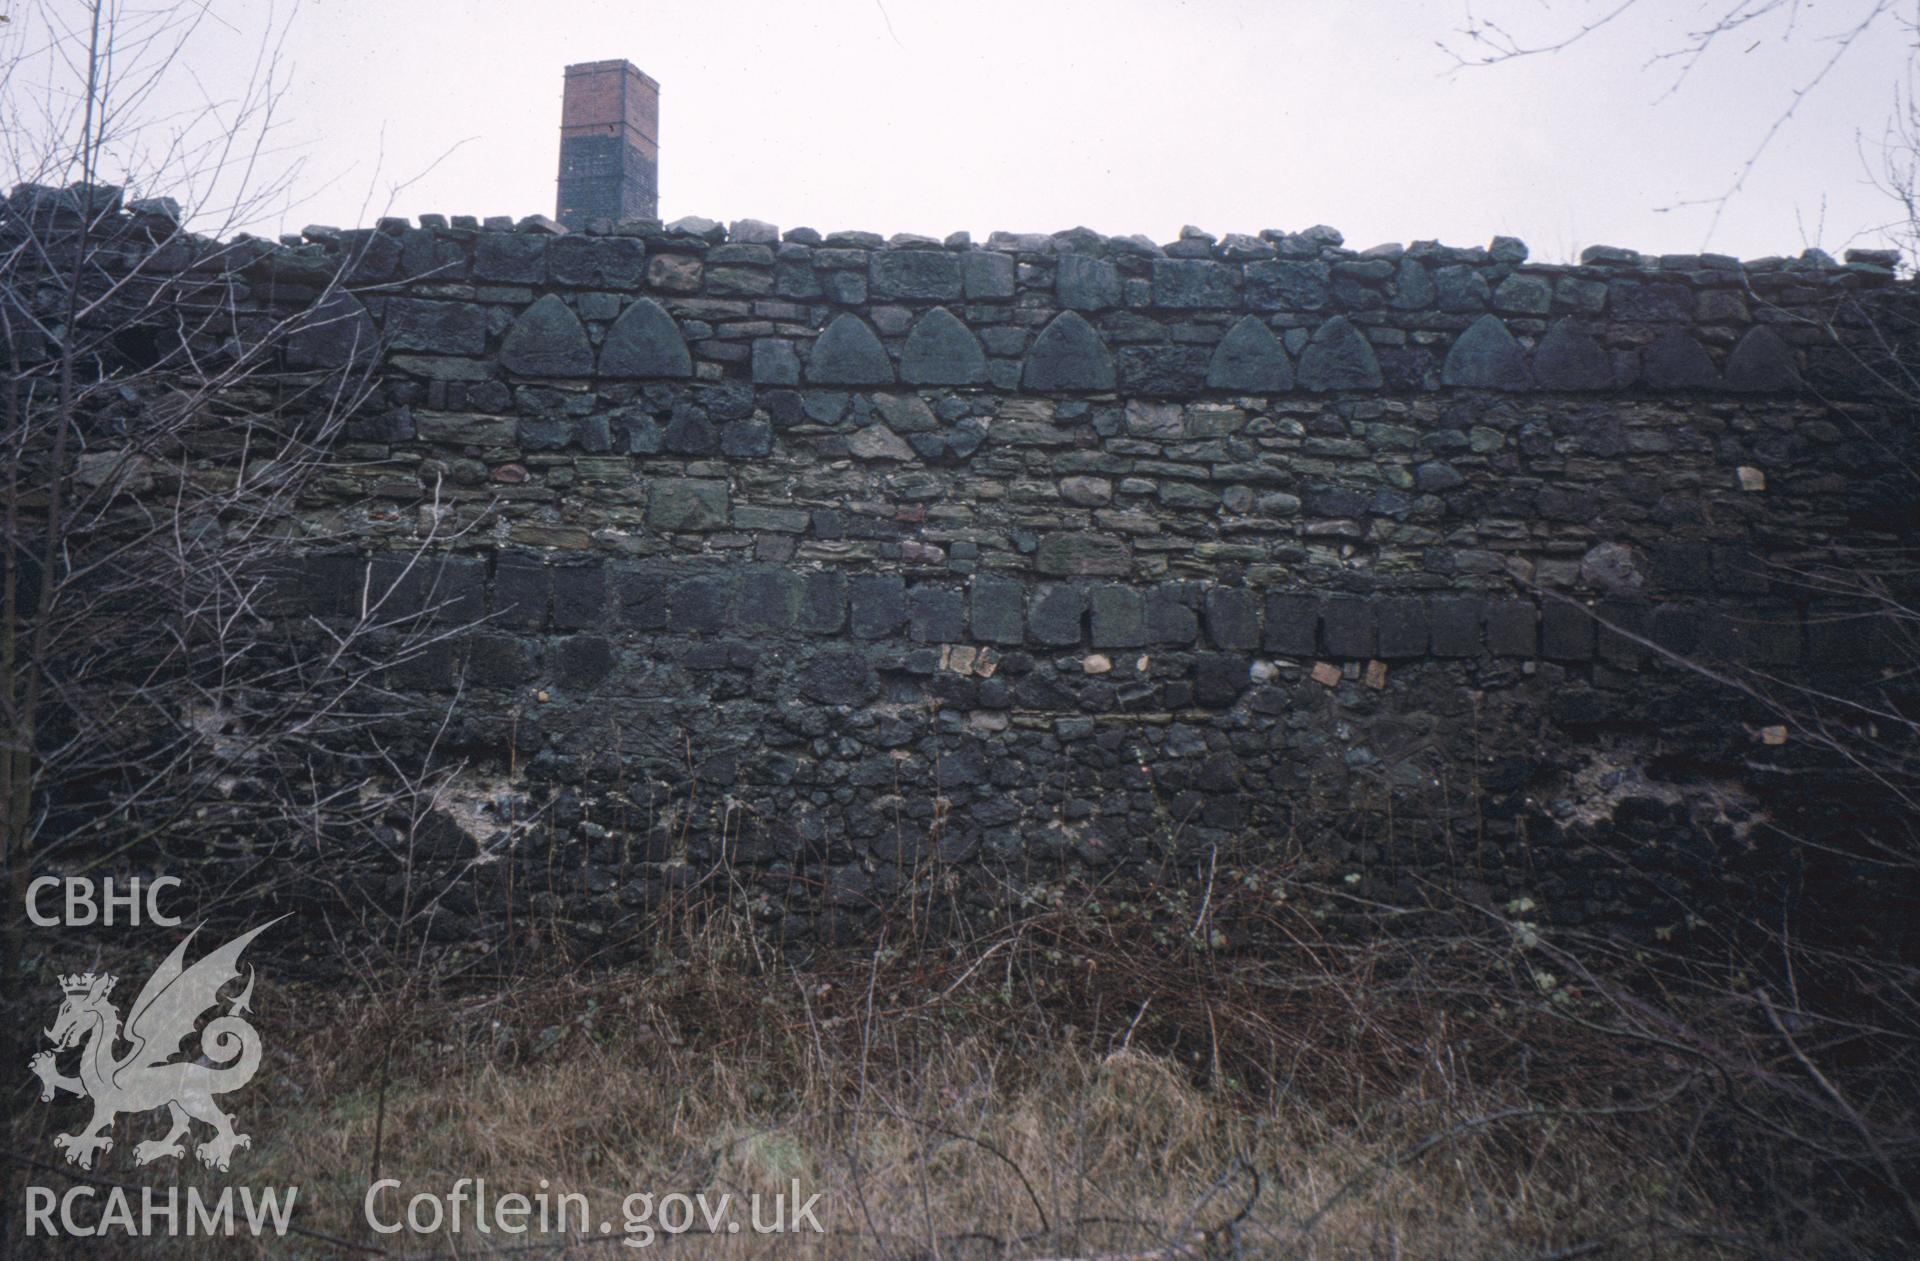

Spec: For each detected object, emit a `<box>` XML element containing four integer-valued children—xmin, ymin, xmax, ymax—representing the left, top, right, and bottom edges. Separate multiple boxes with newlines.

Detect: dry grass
<box><xmin>5</xmin><ymin>862</ymin><xmax>1913</xmax><ymax>1259</ymax></box>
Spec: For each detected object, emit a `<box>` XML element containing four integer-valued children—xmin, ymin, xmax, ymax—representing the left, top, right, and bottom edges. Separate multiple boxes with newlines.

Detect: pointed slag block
<box><xmin>1442</xmin><ymin>314</ymin><xmax>1531</xmax><ymax>390</ymax></box>
<box><xmin>1531</xmin><ymin>318</ymin><xmax>1612</xmax><ymax>390</ymax></box>
<box><xmin>1296</xmin><ymin>315</ymin><xmax>1382</xmax><ymax>391</ymax></box>
<box><xmin>1207</xmin><ymin>315</ymin><xmax>1294</xmax><ymax>392</ymax></box>
<box><xmin>500</xmin><ymin>294</ymin><xmax>593</xmax><ymax>376</ymax></box>
<box><xmin>599</xmin><ymin>297</ymin><xmax>692</xmax><ymax>378</ymax></box>
<box><xmin>1724</xmin><ymin>325</ymin><xmax>1799</xmax><ymax>392</ymax></box>
<box><xmin>1640</xmin><ymin>328</ymin><xmax>1719</xmax><ymax>389</ymax></box>
<box><xmin>900</xmin><ymin>306</ymin><xmax>987</xmax><ymax>385</ymax></box>
<box><xmin>806</xmin><ymin>313</ymin><xmax>895</xmax><ymax>385</ymax></box>
<box><xmin>1022</xmin><ymin>310</ymin><xmax>1116</xmax><ymax>391</ymax></box>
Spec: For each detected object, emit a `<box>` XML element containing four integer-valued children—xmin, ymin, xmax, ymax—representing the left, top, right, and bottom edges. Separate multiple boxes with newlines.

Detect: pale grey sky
<box><xmin>9</xmin><ymin>0</ymin><xmax>1914</xmax><ymax>262</ymax></box>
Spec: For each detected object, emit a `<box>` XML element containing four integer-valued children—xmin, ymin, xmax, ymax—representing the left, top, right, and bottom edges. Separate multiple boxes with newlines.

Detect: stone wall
<box><xmin>32</xmin><ymin>190</ymin><xmax>1920</xmax><ymax>934</ymax></box>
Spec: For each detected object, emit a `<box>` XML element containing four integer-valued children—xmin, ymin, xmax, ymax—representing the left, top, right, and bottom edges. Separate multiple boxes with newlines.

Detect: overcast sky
<box><xmin>8</xmin><ymin>0</ymin><xmax>1915</xmax><ymax>263</ymax></box>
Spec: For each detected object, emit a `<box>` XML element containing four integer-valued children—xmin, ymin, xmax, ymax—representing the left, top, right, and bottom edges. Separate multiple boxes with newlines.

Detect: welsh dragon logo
<box><xmin>28</xmin><ymin>916</ymin><xmax>284</xmax><ymax>1171</ymax></box>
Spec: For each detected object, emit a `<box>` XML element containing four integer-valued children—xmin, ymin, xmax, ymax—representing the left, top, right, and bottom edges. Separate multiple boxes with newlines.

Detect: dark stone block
<box><xmin>1379</xmin><ymin>347</ymin><xmax>1439</xmax><ymax>390</ymax></box>
<box><xmin>670</xmin><ymin>574</ymin><xmax>732</xmax><ymax>634</ymax></box>
<box><xmin>366</xmin><ymin>553</ymin><xmax>466</xmax><ymax>622</ymax></box>
<box><xmin>737</xmin><ymin>568</ymin><xmax>803</xmax><ymax>632</ymax></box>
<box><xmin>807</xmin><ymin>314</ymin><xmax>894</xmax><ymax>385</ymax></box>
<box><xmin>849</xmin><ymin>574</ymin><xmax>907</xmax><ymax>637</ymax></box>
<box><xmin>820</xmin><ymin>270</ymin><xmax>866</xmax><ymax>304</ymax></box>
<box><xmin>801</xmin><ymin>391</ymin><xmax>849</xmax><ymax>424</ymax></box>
<box><xmin>345</xmin><ymin>406</ymin><xmax>417</xmax><ymax>444</ymax></box>
<box><xmin>763</xmin><ymin>391</ymin><xmax>806</xmax><ymax>430</ymax></box>
<box><xmin>464</xmin><ymin>633</ymin><xmax>535</xmax><ymax>688</ymax></box>
<box><xmin>518</xmin><ymin>418</ymin><xmax>570</xmax><ymax>450</ymax></box>
<box><xmin>1303</xmin><ymin>484</ymin><xmax>1369</xmax><ymax>517</ymax></box>
<box><xmin>800</xmin><ymin>651</ymin><xmax>876</xmax><ymax>705</ymax></box>
<box><xmin>1321</xmin><ymin>596</ymin><xmax>1376</xmax><ymax>658</ymax></box>
<box><xmin>390</xmin><ymin>641</ymin><xmax>458</xmax><ymax>690</ymax></box>
<box><xmin>1487</xmin><ymin>600</ymin><xmax>1538</xmax><ymax>657</ymax></box>
<box><xmin>900</xmin><ymin>306</ymin><xmax>987</xmax><ymax>385</ymax></box>
<box><xmin>550</xmin><ymin>564</ymin><xmax>605</xmax><ymax>630</ymax></box>
<box><xmin>969</xmin><ymin>576</ymin><xmax>1025</xmax><ymax>645</ymax></box>
<box><xmin>1375</xmin><ymin>597</ymin><xmax>1429</xmax><ymax>658</ymax></box>
<box><xmin>1532</xmin><ymin>318</ymin><xmax>1613</xmax><ymax>390</ymax></box>
<box><xmin>1730</xmin><ymin>607</ymin><xmax>1803</xmax><ymax>664</ymax></box>
<box><xmin>1541</xmin><ymin>600</ymin><xmax>1596</xmax><ymax>660</ymax></box>
<box><xmin>800</xmin><ymin>570</ymin><xmax>848</xmax><ymax>633</ymax></box>
<box><xmin>1434</xmin><ymin>265</ymin><xmax>1489</xmax><ymax>312</ymax></box>
<box><xmin>1549</xmin><ymin>688</ymin><xmax>1611</xmax><ymax>727</ymax></box>
<box><xmin>752</xmin><ymin>338</ymin><xmax>801</xmax><ymax>385</ymax></box>
<box><xmin>775</xmin><ymin>258</ymin><xmax>822</xmax><ymax>299</ymax></box>
<box><xmin>1146</xmin><ymin>584</ymin><xmax>1200</xmax><ymax>644</ymax></box>
<box><xmin>1297</xmin><ymin>316</ymin><xmax>1383</xmax><ymax>391</ymax></box>
<box><xmin>870</xmin><ymin>250</ymin><xmax>963</xmax><ymax>300</ymax></box>
<box><xmin>1117</xmin><ymin>344</ymin><xmax>1209</xmax><ymax>396</ymax></box>
<box><xmin>599</xmin><ymin>297</ymin><xmax>692</xmax><ymax>378</ymax></box>
<box><xmin>385</xmin><ymin>299</ymin><xmax>486</xmax><ymax>355</ymax></box>
<box><xmin>575</xmin><ymin>415</ymin><xmax>612</xmax><ymax>453</ymax></box>
<box><xmin>1036</xmin><ymin>531</ymin><xmax>1131</xmax><ymax>577</ymax></box>
<box><xmin>1649</xmin><ymin>604</ymin><xmax>1700</xmax><ymax>656</ymax></box>
<box><xmin>473</xmin><ymin>232</ymin><xmax>546</xmax><ymax>283</ymax></box>
<box><xmin>1207</xmin><ymin>315</ymin><xmax>1293</xmax><ymax>392</ymax></box>
<box><xmin>683</xmin><ymin>641</ymin><xmax>736</xmax><ymax>671</ymax></box>
<box><xmin>1537</xmin><ymin>486</ymin><xmax>1599</xmax><ymax>523</ymax></box>
<box><xmin>1724</xmin><ymin>325</ymin><xmax>1799</xmax><ymax>392</ymax></box>
<box><xmin>1021</xmin><ymin>311</ymin><xmax>1115</xmax><ymax>391</ymax></box>
<box><xmin>720</xmin><ymin>418</ymin><xmax>774</xmax><ymax>456</ymax></box>
<box><xmin>1801</xmin><ymin>606</ymin><xmax>1870</xmax><ymax>666</ymax></box>
<box><xmin>1090</xmin><ymin>585</ymin><xmax>1147</xmax><ymax>648</ymax></box>
<box><xmin>1651</xmin><ymin>541</ymin><xmax>1711</xmax><ymax>592</ymax></box>
<box><xmin>546</xmin><ymin>235</ymin><xmax>646</xmax><ymax>288</ymax></box>
<box><xmin>907</xmin><ymin>585</ymin><xmax>966</xmax><ymax>642</ymax></box>
<box><xmin>1596</xmin><ymin>600</ymin><xmax>1649</xmax><ymax>669</ymax></box>
<box><xmin>1263</xmin><ymin>594</ymin><xmax>1317</xmax><ymax>655</ymax></box>
<box><xmin>1641</xmin><ymin>329</ymin><xmax>1719</xmax><ymax>389</ymax></box>
<box><xmin>287</xmin><ymin>293</ymin><xmax>378</xmax><ymax>368</ymax></box>
<box><xmin>964</xmin><ymin>251</ymin><xmax>1015</xmax><ymax>298</ymax></box>
<box><xmin>493</xmin><ymin>555</ymin><xmax>551</xmax><ymax>630</ymax></box>
<box><xmin>1693</xmin><ymin>609</ymin><xmax>1742</xmax><ymax>662</ymax></box>
<box><xmin>1152</xmin><ymin>259</ymin><xmax>1236</xmax><ymax>308</ymax></box>
<box><xmin>613</xmin><ymin>565</ymin><xmax>668</xmax><ymax>629</ymax></box>
<box><xmin>1194</xmin><ymin>654</ymin><xmax>1250</xmax><ymax>707</ymax></box>
<box><xmin>1429</xmin><ymin>596</ymin><xmax>1483</xmax><ymax>657</ymax></box>
<box><xmin>934</xmin><ymin>740</ymin><xmax>987</xmax><ymax>789</ymax></box>
<box><xmin>701</xmin><ymin>382</ymin><xmax>756</xmax><ymax>423</ymax></box>
<box><xmin>617</xmin><ymin>414</ymin><xmax>664</xmax><ymax>454</ymax></box>
<box><xmin>420</xmin><ymin>555</ymin><xmax>485</xmax><ymax>623</ymax></box>
<box><xmin>1203</xmin><ymin>587</ymin><xmax>1259</xmax><ymax>650</ymax></box>
<box><xmin>1390</xmin><ymin>257</ymin><xmax>1436</xmax><ymax>309</ymax></box>
<box><xmin>647</xmin><ymin>478</ymin><xmax>729</xmax><ymax>531</ymax></box>
<box><xmin>1442</xmin><ymin>314</ymin><xmax>1532</xmax><ymax>390</ymax></box>
<box><xmin>1244</xmin><ymin>259</ymin><xmax>1329</xmax><ymax>311</ymax></box>
<box><xmin>1028</xmin><ymin>583</ymin><xmax>1087</xmax><ymax>647</ymax></box>
<box><xmin>340</xmin><ymin>232</ymin><xmax>398</xmax><ymax>285</ymax></box>
<box><xmin>1712</xmin><ymin>545</ymin><xmax>1771</xmax><ymax>594</ymax></box>
<box><xmin>1610</xmin><ymin>280</ymin><xmax>1690</xmax><ymax>321</ymax></box>
<box><xmin>304</xmin><ymin>552</ymin><xmax>366</xmax><ymax>617</ymax></box>
<box><xmin>555</xmin><ymin>635</ymin><xmax>614</xmax><ymax>689</ymax></box>
<box><xmin>1057</xmin><ymin>254</ymin><xmax>1120</xmax><ymax>310</ymax></box>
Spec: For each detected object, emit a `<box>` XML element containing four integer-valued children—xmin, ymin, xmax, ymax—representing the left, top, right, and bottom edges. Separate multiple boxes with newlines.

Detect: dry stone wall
<box><xmin>38</xmin><ymin>189</ymin><xmax>1920</xmax><ymax>936</ymax></box>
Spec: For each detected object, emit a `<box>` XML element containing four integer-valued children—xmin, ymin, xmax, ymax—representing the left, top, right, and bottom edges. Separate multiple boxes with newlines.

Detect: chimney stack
<box><xmin>556</xmin><ymin>60</ymin><xmax>658</xmax><ymax>229</ymax></box>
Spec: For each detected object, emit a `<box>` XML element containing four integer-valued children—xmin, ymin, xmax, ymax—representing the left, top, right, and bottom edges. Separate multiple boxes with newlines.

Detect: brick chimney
<box><xmin>556</xmin><ymin>60</ymin><xmax>659</xmax><ymax>229</ymax></box>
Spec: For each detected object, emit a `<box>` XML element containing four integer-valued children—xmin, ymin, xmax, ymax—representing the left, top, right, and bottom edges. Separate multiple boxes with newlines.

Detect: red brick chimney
<box><xmin>556</xmin><ymin>60</ymin><xmax>659</xmax><ymax>229</ymax></box>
